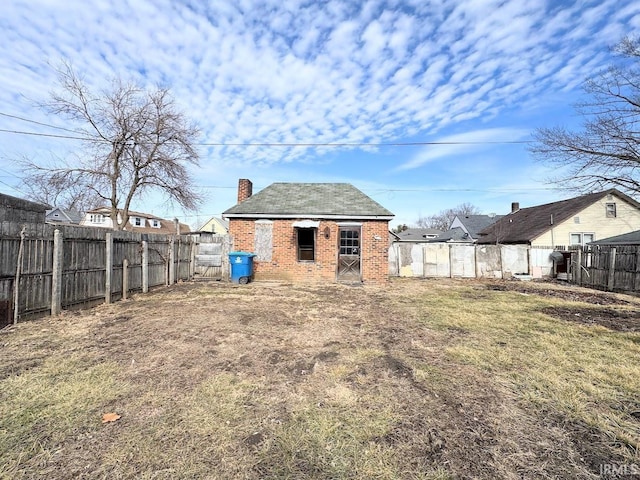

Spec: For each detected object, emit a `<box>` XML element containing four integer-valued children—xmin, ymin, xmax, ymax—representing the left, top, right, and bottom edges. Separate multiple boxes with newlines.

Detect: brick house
<box><xmin>223</xmin><ymin>179</ymin><xmax>394</xmax><ymax>283</ymax></box>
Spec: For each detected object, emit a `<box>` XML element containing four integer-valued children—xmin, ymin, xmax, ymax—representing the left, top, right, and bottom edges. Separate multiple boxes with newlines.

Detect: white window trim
<box><xmin>569</xmin><ymin>232</ymin><xmax>595</xmax><ymax>246</ymax></box>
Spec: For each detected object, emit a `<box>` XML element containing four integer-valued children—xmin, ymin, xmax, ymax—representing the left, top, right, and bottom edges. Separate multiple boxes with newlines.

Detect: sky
<box><xmin>0</xmin><ymin>0</ymin><xmax>639</xmax><ymax>229</ymax></box>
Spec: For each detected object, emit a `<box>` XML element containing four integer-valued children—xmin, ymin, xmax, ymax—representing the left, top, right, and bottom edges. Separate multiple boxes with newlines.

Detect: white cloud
<box><xmin>0</xmin><ymin>0</ymin><xmax>636</xmax><ymax>215</ymax></box>
<box><xmin>397</xmin><ymin>128</ymin><xmax>531</xmax><ymax>171</ymax></box>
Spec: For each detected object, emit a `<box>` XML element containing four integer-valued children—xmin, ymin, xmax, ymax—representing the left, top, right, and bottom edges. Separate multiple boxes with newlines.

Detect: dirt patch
<box><xmin>485</xmin><ymin>280</ymin><xmax>633</xmax><ymax>305</ymax></box>
<box><xmin>541</xmin><ymin>306</ymin><xmax>640</xmax><ymax>332</ymax></box>
<box><xmin>2</xmin><ymin>279</ymin><xmax>639</xmax><ymax>479</ymax></box>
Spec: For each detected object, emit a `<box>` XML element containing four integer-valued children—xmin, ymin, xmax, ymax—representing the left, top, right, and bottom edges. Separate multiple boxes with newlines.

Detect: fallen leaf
<box><xmin>102</xmin><ymin>412</ymin><xmax>121</xmax><ymax>423</ymax></box>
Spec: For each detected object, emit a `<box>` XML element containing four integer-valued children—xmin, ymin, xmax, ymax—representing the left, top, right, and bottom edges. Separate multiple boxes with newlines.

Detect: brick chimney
<box><xmin>237</xmin><ymin>179</ymin><xmax>253</xmax><ymax>203</ymax></box>
<box><xmin>511</xmin><ymin>202</ymin><xmax>520</xmax><ymax>213</ymax></box>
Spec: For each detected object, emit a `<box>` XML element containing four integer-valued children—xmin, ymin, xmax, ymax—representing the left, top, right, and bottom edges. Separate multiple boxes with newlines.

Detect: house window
<box><xmin>570</xmin><ymin>233</ymin><xmax>595</xmax><ymax>246</ymax></box>
<box><xmin>90</xmin><ymin>214</ymin><xmax>104</xmax><ymax>224</ymax></box>
<box><xmin>339</xmin><ymin>229</ymin><xmax>360</xmax><ymax>255</ymax></box>
<box><xmin>606</xmin><ymin>203</ymin><xmax>616</xmax><ymax>218</ymax></box>
<box><xmin>297</xmin><ymin>228</ymin><xmax>315</xmax><ymax>261</ymax></box>
<box><xmin>132</xmin><ymin>217</ymin><xmax>142</xmax><ymax>226</ymax></box>
<box><xmin>152</xmin><ymin>219</ymin><xmax>160</xmax><ymax>228</ymax></box>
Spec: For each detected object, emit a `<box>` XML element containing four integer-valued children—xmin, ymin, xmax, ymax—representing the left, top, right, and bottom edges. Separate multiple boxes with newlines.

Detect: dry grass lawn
<box><xmin>1</xmin><ymin>278</ymin><xmax>640</xmax><ymax>479</ymax></box>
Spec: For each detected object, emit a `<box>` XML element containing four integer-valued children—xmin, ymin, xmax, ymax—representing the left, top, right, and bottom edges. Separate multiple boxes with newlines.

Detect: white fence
<box><xmin>389</xmin><ymin>242</ymin><xmax>555</xmax><ymax>279</ymax></box>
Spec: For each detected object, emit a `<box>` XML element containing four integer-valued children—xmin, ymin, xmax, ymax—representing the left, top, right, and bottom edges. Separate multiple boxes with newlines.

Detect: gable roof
<box><xmin>46</xmin><ymin>208</ymin><xmax>82</xmax><ymax>224</ymax></box>
<box><xmin>427</xmin><ymin>227</ymin><xmax>471</xmax><ymax>243</ymax></box>
<box><xmin>197</xmin><ymin>216</ymin><xmax>229</xmax><ymax>232</ymax></box>
<box><xmin>223</xmin><ymin>183</ymin><xmax>394</xmax><ymax>219</ymax></box>
<box><xmin>395</xmin><ymin>228</ymin><xmax>443</xmax><ymax>241</ymax></box>
<box><xmin>454</xmin><ymin>214</ymin><xmax>503</xmax><ymax>238</ymax></box>
<box><xmin>477</xmin><ymin>189</ymin><xmax>640</xmax><ymax>244</ymax></box>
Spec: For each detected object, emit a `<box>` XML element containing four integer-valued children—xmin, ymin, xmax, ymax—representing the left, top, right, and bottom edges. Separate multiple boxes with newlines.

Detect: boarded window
<box><xmin>254</xmin><ymin>221</ymin><xmax>273</xmax><ymax>261</ymax></box>
<box><xmin>297</xmin><ymin>228</ymin><xmax>315</xmax><ymax>261</ymax></box>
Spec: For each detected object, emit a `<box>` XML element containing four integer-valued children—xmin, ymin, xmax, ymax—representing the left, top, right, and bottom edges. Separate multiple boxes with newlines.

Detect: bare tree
<box><xmin>530</xmin><ymin>36</ymin><xmax>640</xmax><ymax>196</ymax></box>
<box><xmin>21</xmin><ymin>63</ymin><xmax>202</xmax><ymax>229</ymax></box>
<box><xmin>20</xmin><ymin>155</ymin><xmax>101</xmax><ymax>213</ymax></box>
<box><xmin>416</xmin><ymin>202</ymin><xmax>481</xmax><ymax>231</ymax></box>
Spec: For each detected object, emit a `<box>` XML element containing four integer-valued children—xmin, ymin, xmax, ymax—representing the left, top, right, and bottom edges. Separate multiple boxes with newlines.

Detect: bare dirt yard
<box><xmin>1</xmin><ymin>278</ymin><xmax>640</xmax><ymax>479</ymax></box>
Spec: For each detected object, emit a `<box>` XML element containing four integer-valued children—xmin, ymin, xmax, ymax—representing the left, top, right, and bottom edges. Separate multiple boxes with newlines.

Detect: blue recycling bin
<box><xmin>229</xmin><ymin>251</ymin><xmax>256</xmax><ymax>284</ymax></box>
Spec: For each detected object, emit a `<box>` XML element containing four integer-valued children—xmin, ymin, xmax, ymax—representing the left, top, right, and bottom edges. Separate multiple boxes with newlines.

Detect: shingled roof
<box><xmin>590</xmin><ymin>230</ymin><xmax>640</xmax><ymax>245</ymax></box>
<box><xmin>454</xmin><ymin>214</ymin><xmax>503</xmax><ymax>238</ymax></box>
<box><xmin>477</xmin><ymin>189</ymin><xmax>640</xmax><ymax>244</ymax></box>
<box><xmin>223</xmin><ymin>183</ymin><xmax>394</xmax><ymax>219</ymax></box>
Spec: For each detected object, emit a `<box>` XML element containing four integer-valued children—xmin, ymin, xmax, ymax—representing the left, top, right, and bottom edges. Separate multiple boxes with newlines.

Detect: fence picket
<box><xmin>0</xmin><ymin>222</ymin><xmax>212</xmax><ymax>323</ymax></box>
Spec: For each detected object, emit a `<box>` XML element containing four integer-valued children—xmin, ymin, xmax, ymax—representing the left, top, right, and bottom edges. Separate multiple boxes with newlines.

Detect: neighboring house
<box><xmin>589</xmin><ymin>230</ymin><xmax>640</xmax><ymax>246</ymax></box>
<box><xmin>450</xmin><ymin>214</ymin><xmax>503</xmax><ymax>241</ymax></box>
<box><xmin>223</xmin><ymin>179</ymin><xmax>394</xmax><ymax>283</ymax></box>
<box><xmin>81</xmin><ymin>207</ymin><xmax>190</xmax><ymax>234</ymax></box>
<box><xmin>45</xmin><ymin>207</ymin><xmax>82</xmax><ymax>225</ymax></box>
<box><xmin>425</xmin><ymin>226</ymin><xmax>471</xmax><ymax>243</ymax></box>
<box><xmin>394</xmin><ymin>228</ymin><xmax>443</xmax><ymax>241</ymax></box>
<box><xmin>198</xmin><ymin>216</ymin><xmax>229</xmax><ymax>234</ymax></box>
<box><xmin>477</xmin><ymin>189</ymin><xmax>640</xmax><ymax>247</ymax></box>
<box><xmin>0</xmin><ymin>192</ymin><xmax>48</xmax><ymax>223</ymax></box>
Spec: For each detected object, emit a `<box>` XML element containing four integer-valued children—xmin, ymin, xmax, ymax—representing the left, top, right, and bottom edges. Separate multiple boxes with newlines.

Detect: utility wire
<box><xmin>0</xmin><ymin>112</ymin><xmax>83</xmax><ymax>134</ymax></box>
<box><xmin>0</xmin><ymin>128</ymin><xmax>89</xmax><ymax>140</ymax></box>
<box><xmin>0</xmin><ymin>127</ymin><xmax>533</xmax><ymax>146</ymax></box>
<box><xmin>0</xmin><ymin>111</ymin><xmax>532</xmax><ymax>146</ymax></box>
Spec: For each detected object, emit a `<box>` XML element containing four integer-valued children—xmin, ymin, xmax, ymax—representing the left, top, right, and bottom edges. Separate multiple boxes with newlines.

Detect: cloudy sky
<box><xmin>0</xmin><ymin>0</ymin><xmax>638</xmax><ymax>228</ymax></box>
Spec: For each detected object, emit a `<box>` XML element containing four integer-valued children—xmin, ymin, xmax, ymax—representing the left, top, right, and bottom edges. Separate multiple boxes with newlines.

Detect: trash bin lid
<box><xmin>228</xmin><ymin>251</ymin><xmax>256</xmax><ymax>257</ymax></box>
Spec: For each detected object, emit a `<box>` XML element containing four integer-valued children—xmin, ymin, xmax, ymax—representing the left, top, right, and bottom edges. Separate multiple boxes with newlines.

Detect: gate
<box><xmin>194</xmin><ymin>233</ymin><xmax>232</xmax><ymax>280</ymax></box>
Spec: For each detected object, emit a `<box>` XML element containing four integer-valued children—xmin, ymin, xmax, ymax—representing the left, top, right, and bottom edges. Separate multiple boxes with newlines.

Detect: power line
<box><xmin>197</xmin><ymin>140</ymin><xmax>532</xmax><ymax>146</ymax></box>
<box><xmin>0</xmin><ymin>128</ymin><xmax>88</xmax><ymax>140</ymax></box>
<box><xmin>0</xmin><ymin>112</ymin><xmax>82</xmax><ymax>134</ymax></box>
<box><xmin>0</xmin><ymin>126</ymin><xmax>532</xmax><ymax>147</ymax></box>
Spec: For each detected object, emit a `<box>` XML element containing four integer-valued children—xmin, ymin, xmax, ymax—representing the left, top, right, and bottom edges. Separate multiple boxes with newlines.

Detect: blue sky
<box><xmin>0</xmin><ymin>0</ymin><xmax>638</xmax><ymax>228</ymax></box>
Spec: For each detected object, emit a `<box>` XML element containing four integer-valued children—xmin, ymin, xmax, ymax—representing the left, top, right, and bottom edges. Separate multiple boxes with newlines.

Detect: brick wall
<box><xmin>229</xmin><ymin>218</ymin><xmax>390</xmax><ymax>283</ymax></box>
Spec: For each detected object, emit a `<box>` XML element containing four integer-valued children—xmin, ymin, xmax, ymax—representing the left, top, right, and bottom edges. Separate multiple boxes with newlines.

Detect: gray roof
<box><xmin>223</xmin><ymin>183</ymin><xmax>394</xmax><ymax>219</ymax></box>
<box><xmin>477</xmin><ymin>189</ymin><xmax>640</xmax><ymax>244</ymax></box>
<box><xmin>455</xmin><ymin>215</ymin><xmax>503</xmax><ymax>238</ymax></box>
<box><xmin>427</xmin><ymin>227</ymin><xmax>470</xmax><ymax>242</ymax></box>
<box><xmin>395</xmin><ymin>228</ymin><xmax>443</xmax><ymax>241</ymax></box>
<box><xmin>590</xmin><ymin>230</ymin><xmax>640</xmax><ymax>245</ymax></box>
<box><xmin>46</xmin><ymin>208</ymin><xmax>83</xmax><ymax>224</ymax></box>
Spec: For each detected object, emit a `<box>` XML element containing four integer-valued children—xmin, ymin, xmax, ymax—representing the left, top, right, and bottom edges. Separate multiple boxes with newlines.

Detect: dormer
<box><xmin>130</xmin><ymin>216</ymin><xmax>145</xmax><ymax>227</ymax></box>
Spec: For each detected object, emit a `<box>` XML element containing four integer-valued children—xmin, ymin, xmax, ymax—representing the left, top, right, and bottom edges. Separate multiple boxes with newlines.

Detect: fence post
<box><xmin>449</xmin><ymin>244</ymin><xmax>453</xmax><ymax>278</ymax></box>
<box><xmin>105</xmin><ymin>232</ymin><xmax>112</xmax><ymax>304</ymax></box>
<box><xmin>607</xmin><ymin>247</ymin><xmax>617</xmax><ymax>291</ymax></box>
<box><xmin>169</xmin><ymin>237</ymin><xmax>175</xmax><ymax>285</ymax></box>
<box><xmin>122</xmin><ymin>258</ymin><xmax>129</xmax><ymax>300</ymax></box>
<box><xmin>142</xmin><ymin>240</ymin><xmax>149</xmax><ymax>293</ymax></box>
<box><xmin>575</xmin><ymin>249</ymin><xmax>582</xmax><ymax>285</ymax></box>
<box><xmin>635</xmin><ymin>246</ymin><xmax>640</xmax><ymax>291</ymax></box>
<box><xmin>51</xmin><ymin>229</ymin><xmax>63</xmax><ymax>316</ymax></box>
<box><xmin>189</xmin><ymin>236</ymin><xmax>196</xmax><ymax>279</ymax></box>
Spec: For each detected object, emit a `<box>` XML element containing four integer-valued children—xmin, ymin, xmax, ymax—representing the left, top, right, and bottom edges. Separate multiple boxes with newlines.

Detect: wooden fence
<box><xmin>570</xmin><ymin>245</ymin><xmax>640</xmax><ymax>293</ymax></box>
<box><xmin>0</xmin><ymin>221</ymin><xmax>197</xmax><ymax>327</ymax></box>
